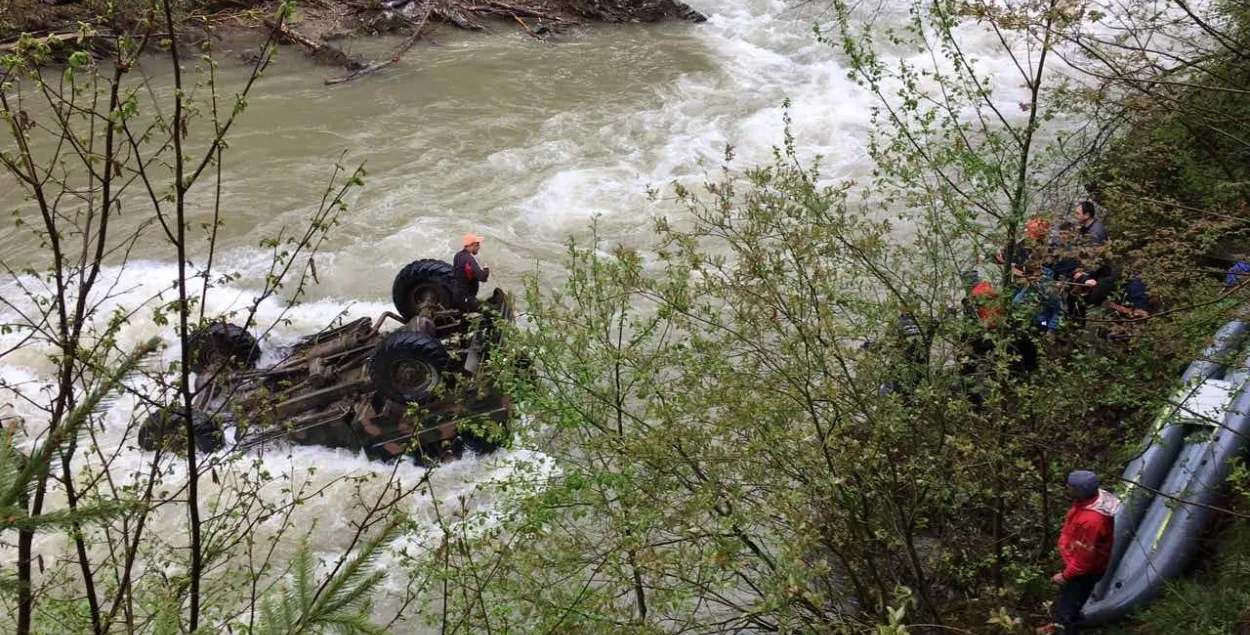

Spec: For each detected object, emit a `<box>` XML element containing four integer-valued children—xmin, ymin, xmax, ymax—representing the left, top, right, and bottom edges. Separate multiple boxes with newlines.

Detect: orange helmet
<box><xmin>1025</xmin><ymin>217</ymin><xmax>1051</xmax><ymax>241</ymax></box>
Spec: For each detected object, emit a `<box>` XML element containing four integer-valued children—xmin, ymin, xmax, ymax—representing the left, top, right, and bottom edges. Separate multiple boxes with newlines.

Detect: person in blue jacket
<box><xmin>1226</xmin><ymin>261</ymin><xmax>1250</xmax><ymax>293</ymax></box>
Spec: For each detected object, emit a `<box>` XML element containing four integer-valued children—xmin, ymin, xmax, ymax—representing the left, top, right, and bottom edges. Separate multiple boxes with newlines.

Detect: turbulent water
<box><xmin>0</xmin><ymin>0</ymin><xmax>1051</xmax><ymax>623</ymax></box>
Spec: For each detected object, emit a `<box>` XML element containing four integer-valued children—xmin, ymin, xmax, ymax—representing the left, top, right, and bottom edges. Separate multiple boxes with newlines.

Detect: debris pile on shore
<box><xmin>1</xmin><ymin>0</ymin><xmax>707</xmax><ymax>84</ymax></box>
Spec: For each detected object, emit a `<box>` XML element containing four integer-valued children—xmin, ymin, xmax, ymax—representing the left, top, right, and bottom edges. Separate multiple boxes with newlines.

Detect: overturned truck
<box><xmin>139</xmin><ymin>259</ymin><xmax>518</xmax><ymax>462</ymax></box>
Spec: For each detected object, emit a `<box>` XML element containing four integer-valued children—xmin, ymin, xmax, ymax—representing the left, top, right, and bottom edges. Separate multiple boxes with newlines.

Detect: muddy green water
<box><xmin>1</xmin><ymin>20</ymin><xmax>727</xmax><ymax>298</ymax></box>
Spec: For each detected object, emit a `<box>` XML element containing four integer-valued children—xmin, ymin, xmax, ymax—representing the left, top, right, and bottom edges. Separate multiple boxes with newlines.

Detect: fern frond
<box><xmin>282</xmin><ymin>576</ymin><xmax>300</xmax><ymax>633</ymax></box>
<box><xmin>259</xmin><ymin>595</ymin><xmax>283</xmax><ymax>635</ymax></box>
<box><xmin>0</xmin><ymin>568</ymin><xmax>18</xmax><ymax>595</ymax></box>
<box><xmin>0</xmin><ymin>422</ymin><xmax>27</xmax><ymax>502</ymax></box>
<box><xmin>295</xmin><ymin>536</ymin><xmax>315</xmax><ymax>608</ymax></box>
<box><xmin>316</xmin><ymin>571</ymin><xmax>385</xmax><ymax>618</ymax></box>
<box><xmin>255</xmin><ymin>515</ymin><xmax>404</xmax><ymax>635</ymax></box>
<box><xmin>0</xmin><ymin>499</ymin><xmax>133</xmax><ymax>533</ymax></box>
<box><xmin>309</xmin><ymin>517</ymin><xmax>404</xmax><ymax>616</ymax></box>
<box><xmin>321</xmin><ymin>611</ymin><xmax>386</xmax><ymax>635</ymax></box>
<box><xmin>152</xmin><ymin>589</ymin><xmax>182</xmax><ymax>635</ymax></box>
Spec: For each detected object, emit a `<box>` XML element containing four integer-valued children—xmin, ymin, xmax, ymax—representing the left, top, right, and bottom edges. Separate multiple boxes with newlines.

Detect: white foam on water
<box><xmin>500</xmin><ymin>0</ymin><xmax>1070</xmax><ymax>241</ymax></box>
<box><xmin>0</xmin><ymin>257</ymin><xmax>558</xmax><ymax>615</ymax></box>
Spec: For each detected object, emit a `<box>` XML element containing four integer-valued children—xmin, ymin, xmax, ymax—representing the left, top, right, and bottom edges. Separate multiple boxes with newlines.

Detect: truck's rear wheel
<box><xmin>370</xmin><ymin>331</ymin><xmax>450</xmax><ymax>403</ymax></box>
<box><xmin>392</xmin><ymin>259</ymin><xmax>457</xmax><ymax>319</ymax></box>
<box><xmin>460</xmin><ymin>424</ymin><xmax>506</xmax><ymax>455</ymax></box>
<box><xmin>187</xmin><ymin>322</ymin><xmax>259</xmax><ymax>374</ymax></box>
<box><xmin>137</xmin><ymin>408</ymin><xmax>224</xmax><ymax>454</ymax></box>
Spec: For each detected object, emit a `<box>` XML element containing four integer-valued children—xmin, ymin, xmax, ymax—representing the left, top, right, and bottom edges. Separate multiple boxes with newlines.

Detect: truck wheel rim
<box><xmin>411</xmin><ymin>284</ymin><xmax>443</xmax><ymax>312</ymax></box>
<box><xmin>392</xmin><ymin>358</ymin><xmax>437</xmax><ymax>397</ymax></box>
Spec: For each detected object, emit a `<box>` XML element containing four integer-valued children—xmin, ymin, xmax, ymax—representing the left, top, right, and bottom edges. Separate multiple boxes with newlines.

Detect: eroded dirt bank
<box><xmin>2</xmin><ymin>0</ymin><xmax>706</xmax><ymax>60</ymax></box>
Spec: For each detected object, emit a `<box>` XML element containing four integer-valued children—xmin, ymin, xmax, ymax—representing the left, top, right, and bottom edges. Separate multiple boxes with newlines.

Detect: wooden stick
<box><xmin>511</xmin><ymin>14</ymin><xmax>539</xmax><ymax>39</ymax></box>
<box><xmin>325</xmin><ymin>2</ymin><xmax>433</xmax><ymax>86</ymax></box>
<box><xmin>441</xmin><ymin>7</ymin><xmax>487</xmax><ymax>30</ymax></box>
<box><xmin>273</xmin><ymin>22</ymin><xmax>317</xmax><ymax>50</ymax></box>
<box><xmin>392</xmin><ymin>4</ymin><xmax>434</xmax><ymax>59</ymax></box>
<box><xmin>270</xmin><ymin>21</ymin><xmax>366</xmax><ymax>71</ymax></box>
<box><xmin>462</xmin><ymin>2</ymin><xmax>571</xmax><ymax>23</ymax></box>
<box><xmin>486</xmin><ymin>0</ymin><xmax>569</xmax><ymax>21</ymax></box>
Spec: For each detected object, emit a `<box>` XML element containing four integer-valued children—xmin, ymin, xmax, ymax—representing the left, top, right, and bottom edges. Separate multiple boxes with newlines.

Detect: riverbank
<box><xmin>1</xmin><ymin>0</ymin><xmax>706</xmax><ymax>68</ymax></box>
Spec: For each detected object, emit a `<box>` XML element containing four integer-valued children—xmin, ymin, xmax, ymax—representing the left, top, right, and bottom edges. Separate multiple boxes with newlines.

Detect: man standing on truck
<box><xmin>454</xmin><ymin>234</ymin><xmax>490</xmax><ymax>310</ymax></box>
<box><xmin>1037</xmin><ymin>470</ymin><xmax>1121</xmax><ymax>633</ymax></box>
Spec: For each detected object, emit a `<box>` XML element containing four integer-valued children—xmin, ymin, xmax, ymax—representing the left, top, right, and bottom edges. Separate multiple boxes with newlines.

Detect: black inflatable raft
<box><xmin>1083</xmin><ymin>318</ymin><xmax>1250</xmax><ymax>624</ymax></box>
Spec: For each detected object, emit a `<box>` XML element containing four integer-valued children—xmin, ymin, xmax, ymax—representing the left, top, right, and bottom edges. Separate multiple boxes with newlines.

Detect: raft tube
<box><xmin>1083</xmin><ymin>319</ymin><xmax>1250</xmax><ymax>624</ymax></box>
<box><xmin>1089</xmin><ymin>319</ymin><xmax>1248</xmax><ymax>603</ymax></box>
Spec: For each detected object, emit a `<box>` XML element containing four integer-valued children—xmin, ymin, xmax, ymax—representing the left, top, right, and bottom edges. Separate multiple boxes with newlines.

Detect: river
<box><xmin>0</xmin><ymin>0</ymin><xmax>1044</xmax><ymax>626</ymax></box>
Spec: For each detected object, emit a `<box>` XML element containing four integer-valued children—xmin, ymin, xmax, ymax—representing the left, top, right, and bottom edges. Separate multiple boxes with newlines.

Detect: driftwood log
<box><xmin>0</xmin><ymin>30</ymin><xmax>94</xmax><ymax>51</ymax></box>
<box><xmin>271</xmin><ymin>22</ymin><xmax>367</xmax><ymax>71</ymax></box>
<box><xmin>326</xmin><ymin>1</ymin><xmax>435</xmax><ymax>85</ymax></box>
<box><xmin>565</xmin><ymin>0</ymin><xmax>706</xmax><ymax>23</ymax></box>
<box><xmin>287</xmin><ymin>0</ymin><xmax>584</xmax><ymax>84</ymax></box>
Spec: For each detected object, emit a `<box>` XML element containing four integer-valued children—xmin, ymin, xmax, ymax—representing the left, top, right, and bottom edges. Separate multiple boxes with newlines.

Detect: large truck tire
<box><xmin>392</xmin><ymin>259</ymin><xmax>457</xmax><ymax>319</ymax></box>
<box><xmin>370</xmin><ymin>331</ymin><xmax>451</xmax><ymax>403</ymax></box>
<box><xmin>137</xmin><ymin>408</ymin><xmax>224</xmax><ymax>454</ymax></box>
<box><xmin>187</xmin><ymin>322</ymin><xmax>260</xmax><ymax>375</ymax></box>
<box><xmin>460</xmin><ymin>424</ymin><xmax>507</xmax><ymax>456</ymax></box>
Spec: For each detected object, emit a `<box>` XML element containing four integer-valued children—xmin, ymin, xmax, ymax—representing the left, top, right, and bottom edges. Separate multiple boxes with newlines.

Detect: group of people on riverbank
<box><xmin>968</xmin><ymin>202</ymin><xmax>1129</xmax><ymax>632</ymax></box>
<box><xmin>963</xmin><ymin>200</ymin><xmax>1150</xmax><ymax>351</ymax></box>
<box><xmin>879</xmin><ymin>201</ymin><xmax>1148</xmax><ymax>399</ymax></box>
<box><xmin>876</xmin><ymin>202</ymin><xmax>1135</xmax><ymax>632</ymax></box>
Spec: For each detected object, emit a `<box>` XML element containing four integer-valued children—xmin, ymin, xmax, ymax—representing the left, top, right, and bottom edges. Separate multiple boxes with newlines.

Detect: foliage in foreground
<box><xmin>258</xmin><ymin>517</ymin><xmax>406</xmax><ymax>635</ymax></box>
<box><xmin>0</xmin><ymin>3</ymin><xmax>424</xmax><ymax>634</ymax></box>
<box><xmin>0</xmin><ymin>338</ymin><xmax>158</xmax><ymax>563</ymax></box>
<box><xmin>402</xmin><ymin>0</ymin><xmax>1250</xmax><ymax>630</ymax></box>
<box><xmin>2</xmin><ymin>0</ymin><xmax>1250</xmax><ymax>631</ymax></box>
<box><xmin>403</xmin><ymin>138</ymin><xmax>1236</xmax><ymax>633</ymax></box>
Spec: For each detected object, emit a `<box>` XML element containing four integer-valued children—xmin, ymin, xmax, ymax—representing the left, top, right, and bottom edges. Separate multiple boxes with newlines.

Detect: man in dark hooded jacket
<box><xmin>453</xmin><ymin>233</ymin><xmax>489</xmax><ymax>310</ymax></box>
<box><xmin>875</xmin><ymin>297</ymin><xmax>935</xmax><ymax>399</ymax></box>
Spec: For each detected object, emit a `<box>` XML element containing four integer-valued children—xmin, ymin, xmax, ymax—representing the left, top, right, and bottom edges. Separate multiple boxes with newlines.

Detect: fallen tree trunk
<box><xmin>0</xmin><ymin>29</ymin><xmax>99</xmax><ymax>52</ymax></box>
<box><xmin>511</xmin><ymin>14</ymin><xmax>541</xmax><ymax>39</ymax></box>
<box><xmin>561</xmin><ymin>0</ymin><xmax>706</xmax><ymax>22</ymax></box>
<box><xmin>270</xmin><ymin>22</ymin><xmax>366</xmax><ymax>71</ymax></box>
<box><xmin>462</xmin><ymin>1</ymin><xmax>572</xmax><ymax>23</ymax></box>
<box><xmin>434</xmin><ymin>4</ymin><xmax>488</xmax><ymax>30</ymax></box>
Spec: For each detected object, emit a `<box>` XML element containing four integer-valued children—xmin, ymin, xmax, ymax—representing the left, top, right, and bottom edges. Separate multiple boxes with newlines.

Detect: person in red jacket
<box><xmin>1038</xmin><ymin>470</ymin><xmax>1121</xmax><ymax>633</ymax></box>
<box><xmin>969</xmin><ymin>279</ymin><xmax>1003</xmax><ymax>328</ymax></box>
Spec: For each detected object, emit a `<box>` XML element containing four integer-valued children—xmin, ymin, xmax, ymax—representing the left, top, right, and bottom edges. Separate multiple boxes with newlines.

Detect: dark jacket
<box><xmin>1080</xmin><ymin>219</ymin><xmax>1109</xmax><ymax>245</ymax></box>
<box><xmin>453</xmin><ymin>249</ymin><xmax>489</xmax><ymax>300</ymax></box>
